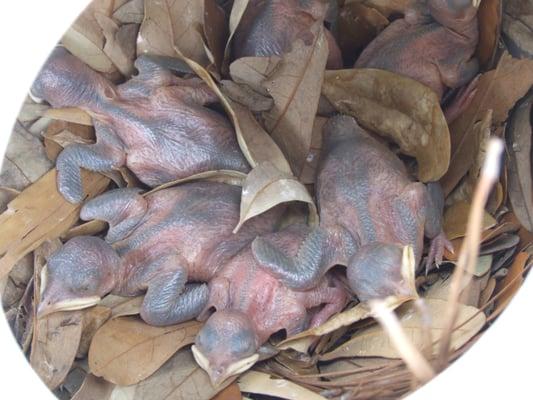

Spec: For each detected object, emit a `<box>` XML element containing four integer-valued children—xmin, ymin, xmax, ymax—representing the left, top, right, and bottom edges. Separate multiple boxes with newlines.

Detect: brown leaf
<box><xmin>61</xmin><ymin>5</ymin><xmax>119</xmax><ymax>75</ymax></box>
<box><xmin>109</xmin><ymin>348</ymin><xmax>223</xmax><ymax>400</ymax></box>
<box><xmin>476</xmin><ymin>0</ymin><xmax>502</xmax><ymax>68</ymax></box>
<box><xmin>479</xmin><ymin>277</ymin><xmax>496</xmax><ymax>306</ymax></box>
<box><xmin>337</xmin><ymin>2</ymin><xmax>389</xmax><ymax>66</ymax></box>
<box><xmin>31</xmin><ymin>241</ymin><xmax>83</xmax><ymax>390</ymax></box>
<box><xmin>299</xmin><ymin>117</ymin><xmax>327</xmax><ymax>184</ymax></box>
<box><xmin>138</xmin><ymin>0</ymin><xmax>208</xmax><ymax>66</ymax></box>
<box><xmin>72</xmin><ymin>374</ymin><xmax>115</xmax><ymax>400</ymax></box>
<box><xmin>212</xmin><ymin>383</ymin><xmax>242</xmax><ymax>400</ymax></box>
<box><xmin>171</xmin><ymin>46</ymin><xmax>316</xmax><ymax>228</ymax></box>
<box><xmin>443</xmin><ymin>201</ymin><xmax>497</xmax><ymax>240</ymax></box>
<box><xmin>44</xmin><ymin>107</ymin><xmax>93</xmax><ymax>126</ymax></box>
<box><xmin>99</xmin><ymin>294</ymin><xmax>144</xmax><ymax>318</ymax></box>
<box><xmin>77</xmin><ymin>305</ymin><xmax>112</xmax><ymax>358</ymax></box>
<box><xmin>322</xmin><ymin>68</ymin><xmax>450</xmax><ymax>182</ymax></box>
<box><xmin>114</xmin><ymin>0</ymin><xmax>144</xmax><ymax>24</ymax></box>
<box><xmin>238</xmin><ymin>371</ymin><xmax>327</xmax><ymax>400</ymax></box>
<box><xmin>44</xmin><ymin>120</ymin><xmax>95</xmax><ymax>162</ymax></box>
<box><xmin>0</xmin><ymin>187</ymin><xmax>19</xmax><ymax>213</ymax></box>
<box><xmin>234</xmin><ymin>162</ymin><xmax>318</xmax><ymax>233</ymax></box>
<box><xmin>146</xmin><ymin>170</ymin><xmax>246</xmax><ymax>195</ymax></box>
<box><xmin>441</xmin><ymin>54</ymin><xmax>533</xmax><ymax>195</ymax></box>
<box><xmin>62</xmin><ymin>220</ymin><xmax>108</xmax><ymax>241</ymax></box>
<box><xmin>95</xmin><ymin>13</ymin><xmax>139</xmax><ymax>77</ymax></box>
<box><xmin>494</xmin><ymin>252</ymin><xmax>528</xmax><ymax>312</ymax></box>
<box><xmin>89</xmin><ymin>317</ymin><xmax>201</xmax><ymax>385</ymax></box>
<box><xmin>231</xmin><ymin>23</ymin><xmax>329</xmax><ymax>175</ymax></box>
<box><xmin>506</xmin><ymin>92</ymin><xmax>533</xmax><ymax>232</ymax></box>
<box><xmin>320</xmin><ymin>299</ymin><xmax>486</xmax><ymax>361</ymax></box>
<box><xmin>220</xmin><ymin>80</ymin><xmax>274</xmax><ymax>112</ymax></box>
<box><xmin>221</xmin><ymin>0</ymin><xmax>251</xmax><ymax>73</ymax></box>
<box><xmin>1</xmin><ymin>122</ymin><xmax>53</xmax><ymax>190</ymax></box>
<box><xmin>279</xmin><ymin>296</ymin><xmax>412</xmax><ymax>353</ymax></box>
<box><xmin>204</xmin><ymin>0</ymin><xmax>229</xmax><ymax>71</ymax></box>
<box><xmin>0</xmin><ymin>169</ymin><xmax>109</xmax><ymax>279</ymax></box>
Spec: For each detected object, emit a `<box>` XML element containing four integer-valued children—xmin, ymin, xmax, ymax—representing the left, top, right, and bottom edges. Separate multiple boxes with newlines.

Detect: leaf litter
<box><xmin>0</xmin><ymin>1</ymin><xmax>530</xmax><ymax>399</ymax></box>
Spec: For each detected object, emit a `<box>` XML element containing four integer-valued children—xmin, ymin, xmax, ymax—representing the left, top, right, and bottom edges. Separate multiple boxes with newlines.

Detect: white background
<box><xmin>0</xmin><ymin>1</ymin><xmax>531</xmax><ymax>398</ymax></box>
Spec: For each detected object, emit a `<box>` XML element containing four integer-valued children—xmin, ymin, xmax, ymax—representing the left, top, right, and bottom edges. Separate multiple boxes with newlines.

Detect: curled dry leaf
<box><xmin>31</xmin><ymin>240</ymin><xmax>83</xmax><ymax>390</ymax></box>
<box><xmin>172</xmin><ymin>46</ymin><xmax>316</xmax><ymax>229</ymax></box>
<box><xmin>44</xmin><ymin>120</ymin><xmax>95</xmax><ymax>162</ymax></box>
<box><xmin>320</xmin><ymin>299</ymin><xmax>486</xmax><ymax>361</ymax></box>
<box><xmin>235</xmin><ymin>162</ymin><xmax>318</xmax><ymax>233</ymax></box>
<box><xmin>61</xmin><ymin>4</ymin><xmax>118</xmax><ymax>75</ymax></box>
<box><xmin>72</xmin><ymin>374</ymin><xmax>115</xmax><ymax>400</ymax></box>
<box><xmin>44</xmin><ymin>107</ymin><xmax>93</xmax><ymax>126</ymax></box>
<box><xmin>337</xmin><ymin>2</ymin><xmax>389</xmax><ymax>66</ymax></box>
<box><xmin>109</xmin><ymin>348</ymin><xmax>223</xmax><ymax>400</ymax></box>
<box><xmin>443</xmin><ymin>200</ymin><xmax>497</xmax><ymax>240</ymax></box>
<box><xmin>1</xmin><ymin>122</ymin><xmax>53</xmax><ymax>190</ymax></box>
<box><xmin>476</xmin><ymin>0</ymin><xmax>502</xmax><ymax>68</ymax></box>
<box><xmin>62</xmin><ymin>220</ymin><xmax>108</xmax><ymax>241</ymax></box>
<box><xmin>441</xmin><ymin>54</ymin><xmax>533</xmax><ymax>195</ymax></box>
<box><xmin>88</xmin><ymin>317</ymin><xmax>201</xmax><ymax>386</ymax></box>
<box><xmin>231</xmin><ymin>23</ymin><xmax>329</xmax><ymax>175</ymax></box>
<box><xmin>146</xmin><ymin>170</ymin><xmax>246</xmax><ymax>195</ymax></box>
<box><xmin>114</xmin><ymin>0</ymin><xmax>145</xmax><ymax>24</ymax></box>
<box><xmin>238</xmin><ymin>371</ymin><xmax>327</xmax><ymax>400</ymax></box>
<box><xmin>0</xmin><ymin>169</ymin><xmax>110</xmax><ymax>279</ymax></box>
<box><xmin>506</xmin><ymin>92</ymin><xmax>533</xmax><ymax>232</ymax></box>
<box><xmin>77</xmin><ymin>305</ymin><xmax>112</xmax><ymax>358</ymax></box>
<box><xmin>138</xmin><ymin>0</ymin><xmax>208</xmax><ymax>66</ymax></box>
<box><xmin>220</xmin><ymin>80</ymin><xmax>274</xmax><ymax>112</ymax></box>
<box><xmin>322</xmin><ymin>68</ymin><xmax>450</xmax><ymax>182</ymax></box>
<box><xmin>279</xmin><ymin>296</ymin><xmax>412</xmax><ymax>353</ymax></box>
<box><xmin>446</xmin><ymin>109</ymin><xmax>493</xmax><ymax>205</ymax></box>
<box><xmin>95</xmin><ymin>13</ymin><xmax>139</xmax><ymax>77</ymax></box>
<box><xmin>204</xmin><ymin>0</ymin><xmax>229</xmax><ymax>71</ymax></box>
<box><xmin>99</xmin><ymin>294</ymin><xmax>144</xmax><ymax>318</ymax></box>
<box><xmin>222</xmin><ymin>0</ymin><xmax>251</xmax><ymax>73</ymax></box>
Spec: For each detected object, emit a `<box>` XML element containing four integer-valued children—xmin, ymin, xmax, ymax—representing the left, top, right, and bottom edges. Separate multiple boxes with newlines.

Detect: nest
<box><xmin>1</xmin><ymin>1</ymin><xmax>532</xmax><ymax>399</ymax></box>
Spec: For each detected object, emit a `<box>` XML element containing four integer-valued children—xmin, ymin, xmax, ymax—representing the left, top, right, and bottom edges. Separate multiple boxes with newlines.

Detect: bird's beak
<box><xmin>37</xmin><ymin>265</ymin><xmax>101</xmax><ymax>318</ymax></box>
<box><xmin>37</xmin><ymin>296</ymin><xmax>101</xmax><ymax>318</ymax></box>
<box><xmin>192</xmin><ymin>345</ymin><xmax>259</xmax><ymax>387</ymax></box>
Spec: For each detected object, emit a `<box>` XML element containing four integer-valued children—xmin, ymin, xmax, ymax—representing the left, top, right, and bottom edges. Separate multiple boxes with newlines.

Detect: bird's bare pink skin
<box><xmin>317</xmin><ymin>115</ymin><xmax>452</xmax><ymax>299</ymax></box>
<box><xmin>31</xmin><ymin>47</ymin><xmax>249</xmax><ymax>203</ymax></box>
<box><xmin>250</xmin><ymin>115</ymin><xmax>452</xmax><ymax>300</ymax></box>
<box><xmin>194</xmin><ymin>223</ymin><xmax>348</xmax><ymax>386</ymax></box>
<box><xmin>355</xmin><ymin>0</ymin><xmax>480</xmax><ymax>122</ymax></box>
<box><xmin>232</xmin><ymin>0</ymin><xmax>343</xmax><ymax>69</ymax></box>
<box><xmin>38</xmin><ymin>182</ymin><xmax>281</xmax><ymax>325</ymax></box>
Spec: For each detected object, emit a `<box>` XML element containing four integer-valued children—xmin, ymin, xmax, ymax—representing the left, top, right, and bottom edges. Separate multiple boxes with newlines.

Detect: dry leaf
<box><xmin>62</xmin><ymin>220</ymin><xmax>108</xmax><ymax>241</ymax></box>
<box><xmin>322</xmin><ymin>68</ymin><xmax>450</xmax><ymax>182</ymax></box>
<box><xmin>138</xmin><ymin>0</ymin><xmax>208</xmax><ymax>66</ymax></box>
<box><xmin>18</xmin><ymin>96</ymin><xmax>50</xmax><ymax>124</ymax></box>
<box><xmin>204</xmin><ymin>0</ymin><xmax>229</xmax><ymax>71</ymax></box>
<box><xmin>109</xmin><ymin>348</ymin><xmax>223</xmax><ymax>400</ymax></box>
<box><xmin>300</xmin><ymin>116</ymin><xmax>327</xmax><ymax>184</ymax></box>
<box><xmin>170</xmin><ymin>48</ymin><xmax>314</xmax><ymax>229</ymax></box>
<box><xmin>89</xmin><ymin>317</ymin><xmax>201</xmax><ymax>385</ymax></box>
<box><xmin>44</xmin><ymin>107</ymin><xmax>93</xmax><ymax>126</ymax></box>
<box><xmin>114</xmin><ymin>0</ymin><xmax>144</xmax><ymax>24</ymax></box>
<box><xmin>31</xmin><ymin>241</ymin><xmax>83</xmax><ymax>390</ymax></box>
<box><xmin>476</xmin><ymin>0</ymin><xmax>502</xmax><ymax>68</ymax></box>
<box><xmin>506</xmin><ymin>92</ymin><xmax>533</xmax><ymax>232</ymax></box>
<box><xmin>480</xmin><ymin>277</ymin><xmax>496</xmax><ymax>306</ymax></box>
<box><xmin>441</xmin><ymin>54</ymin><xmax>533</xmax><ymax>195</ymax></box>
<box><xmin>279</xmin><ymin>296</ymin><xmax>411</xmax><ymax>352</ymax></box>
<box><xmin>72</xmin><ymin>374</ymin><xmax>115</xmax><ymax>400</ymax></box>
<box><xmin>234</xmin><ymin>162</ymin><xmax>318</xmax><ymax>233</ymax></box>
<box><xmin>1</xmin><ymin>122</ymin><xmax>53</xmax><ymax>190</ymax></box>
<box><xmin>443</xmin><ymin>201</ymin><xmax>497</xmax><ymax>240</ymax></box>
<box><xmin>220</xmin><ymin>80</ymin><xmax>274</xmax><ymax>112</ymax></box>
<box><xmin>99</xmin><ymin>294</ymin><xmax>144</xmax><ymax>318</ymax></box>
<box><xmin>502</xmin><ymin>0</ymin><xmax>533</xmax><ymax>59</ymax></box>
<box><xmin>446</xmin><ymin>109</ymin><xmax>493</xmax><ymax>204</ymax></box>
<box><xmin>337</xmin><ymin>2</ymin><xmax>389</xmax><ymax>65</ymax></box>
<box><xmin>238</xmin><ymin>371</ymin><xmax>326</xmax><ymax>400</ymax></box>
<box><xmin>320</xmin><ymin>299</ymin><xmax>486</xmax><ymax>361</ymax></box>
<box><xmin>230</xmin><ymin>23</ymin><xmax>329</xmax><ymax>174</ymax></box>
<box><xmin>494</xmin><ymin>251</ymin><xmax>528</xmax><ymax>312</ymax></box>
<box><xmin>212</xmin><ymin>384</ymin><xmax>242</xmax><ymax>400</ymax></box>
<box><xmin>0</xmin><ymin>169</ymin><xmax>109</xmax><ymax>279</ymax></box>
<box><xmin>44</xmin><ymin>120</ymin><xmax>95</xmax><ymax>162</ymax></box>
<box><xmin>61</xmin><ymin>5</ymin><xmax>118</xmax><ymax>75</ymax></box>
<box><xmin>77</xmin><ymin>305</ymin><xmax>112</xmax><ymax>358</ymax></box>
<box><xmin>146</xmin><ymin>170</ymin><xmax>245</xmax><ymax>195</ymax></box>
<box><xmin>222</xmin><ymin>0</ymin><xmax>251</xmax><ymax>73</ymax></box>
<box><xmin>96</xmin><ymin>13</ymin><xmax>139</xmax><ymax>77</ymax></box>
